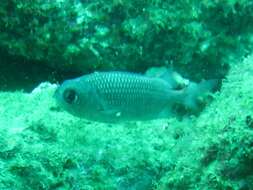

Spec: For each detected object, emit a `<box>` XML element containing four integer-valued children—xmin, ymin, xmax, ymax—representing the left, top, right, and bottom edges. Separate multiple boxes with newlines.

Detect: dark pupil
<box><xmin>63</xmin><ymin>89</ymin><xmax>77</xmax><ymax>104</ymax></box>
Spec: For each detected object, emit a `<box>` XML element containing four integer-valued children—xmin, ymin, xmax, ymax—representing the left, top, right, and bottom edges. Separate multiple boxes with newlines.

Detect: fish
<box><xmin>54</xmin><ymin>69</ymin><xmax>218</xmax><ymax>122</ymax></box>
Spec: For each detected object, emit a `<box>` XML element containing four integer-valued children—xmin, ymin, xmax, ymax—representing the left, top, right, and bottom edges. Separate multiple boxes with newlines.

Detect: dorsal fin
<box><xmin>145</xmin><ymin>67</ymin><xmax>189</xmax><ymax>90</ymax></box>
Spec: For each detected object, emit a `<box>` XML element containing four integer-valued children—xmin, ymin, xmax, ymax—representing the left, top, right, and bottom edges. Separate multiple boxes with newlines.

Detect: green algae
<box><xmin>0</xmin><ymin>1</ymin><xmax>253</xmax><ymax>189</ymax></box>
<box><xmin>156</xmin><ymin>54</ymin><xmax>253</xmax><ymax>189</ymax></box>
<box><xmin>1</xmin><ymin>1</ymin><xmax>253</xmax><ymax>80</ymax></box>
<box><xmin>0</xmin><ymin>54</ymin><xmax>253</xmax><ymax>189</ymax></box>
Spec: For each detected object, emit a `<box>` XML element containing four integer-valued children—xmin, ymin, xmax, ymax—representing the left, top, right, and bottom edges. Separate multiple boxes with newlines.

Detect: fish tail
<box><xmin>182</xmin><ymin>79</ymin><xmax>220</xmax><ymax>113</ymax></box>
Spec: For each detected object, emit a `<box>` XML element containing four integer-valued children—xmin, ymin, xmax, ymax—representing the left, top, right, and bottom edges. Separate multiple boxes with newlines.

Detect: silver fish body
<box><xmin>54</xmin><ymin>71</ymin><xmax>216</xmax><ymax>122</ymax></box>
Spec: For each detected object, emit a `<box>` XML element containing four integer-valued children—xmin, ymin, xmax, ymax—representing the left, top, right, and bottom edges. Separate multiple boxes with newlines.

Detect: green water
<box><xmin>0</xmin><ymin>1</ymin><xmax>253</xmax><ymax>189</ymax></box>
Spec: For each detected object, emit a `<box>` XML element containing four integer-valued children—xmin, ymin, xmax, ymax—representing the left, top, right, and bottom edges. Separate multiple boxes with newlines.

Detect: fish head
<box><xmin>54</xmin><ymin>77</ymin><xmax>94</xmax><ymax>117</ymax></box>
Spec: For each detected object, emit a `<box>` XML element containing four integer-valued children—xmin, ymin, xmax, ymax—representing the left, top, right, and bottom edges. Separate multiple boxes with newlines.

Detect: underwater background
<box><xmin>1</xmin><ymin>0</ymin><xmax>253</xmax><ymax>189</ymax></box>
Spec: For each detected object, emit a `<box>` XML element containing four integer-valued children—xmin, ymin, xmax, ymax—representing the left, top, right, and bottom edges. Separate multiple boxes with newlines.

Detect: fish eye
<box><xmin>63</xmin><ymin>89</ymin><xmax>78</xmax><ymax>104</ymax></box>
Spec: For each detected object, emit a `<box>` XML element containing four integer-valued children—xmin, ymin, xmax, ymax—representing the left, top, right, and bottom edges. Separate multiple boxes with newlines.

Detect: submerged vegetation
<box><xmin>1</xmin><ymin>0</ymin><xmax>253</xmax><ymax>80</ymax></box>
<box><xmin>0</xmin><ymin>53</ymin><xmax>253</xmax><ymax>189</ymax></box>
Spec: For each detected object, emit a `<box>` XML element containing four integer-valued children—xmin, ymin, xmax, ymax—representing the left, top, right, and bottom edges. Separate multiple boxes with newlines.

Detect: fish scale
<box><xmin>90</xmin><ymin>73</ymin><xmax>165</xmax><ymax>107</ymax></box>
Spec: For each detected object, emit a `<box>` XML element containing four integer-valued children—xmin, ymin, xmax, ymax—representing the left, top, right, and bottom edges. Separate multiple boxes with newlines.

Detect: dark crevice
<box><xmin>0</xmin><ymin>48</ymin><xmax>82</xmax><ymax>92</ymax></box>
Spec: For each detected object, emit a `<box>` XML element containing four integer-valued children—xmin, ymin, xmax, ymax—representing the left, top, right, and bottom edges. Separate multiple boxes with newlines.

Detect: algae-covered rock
<box><xmin>1</xmin><ymin>1</ymin><xmax>253</xmax><ymax>189</ymax></box>
<box><xmin>1</xmin><ymin>53</ymin><xmax>253</xmax><ymax>189</ymax></box>
<box><xmin>0</xmin><ymin>82</ymin><xmax>192</xmax><ymax>189</ymax></box>
<box><xmin>1</xmin><ymin>1</ymin><xmax>253</xmax><ymax>80</ymax></box>
<box><xmin>156</xmin><ymin>53</ymin><xmax>253</xmax><ymax>189</ymax></box>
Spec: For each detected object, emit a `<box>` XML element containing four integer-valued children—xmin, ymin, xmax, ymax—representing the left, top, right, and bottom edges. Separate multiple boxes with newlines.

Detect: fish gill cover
<box><xmin>0</xmin><ymin>0</ymin><xmax>253</xmax><ymax>190</ymax></box>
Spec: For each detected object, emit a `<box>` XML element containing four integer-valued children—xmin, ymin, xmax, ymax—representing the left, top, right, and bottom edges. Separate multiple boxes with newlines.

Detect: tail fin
<box><xmin>182</xmin><ymin>79</ymin><xmax>220</xmax><ymax>113</ymax></box>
